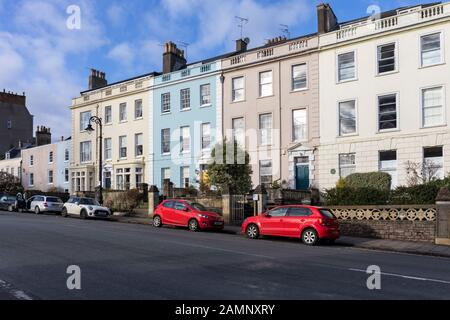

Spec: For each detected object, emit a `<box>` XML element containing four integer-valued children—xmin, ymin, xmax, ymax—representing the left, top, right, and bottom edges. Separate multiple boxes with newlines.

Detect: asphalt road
<box><xmin>0</xmin><ymin>211</ymin><xmax>450</xmax><ymax>300</ymax></box>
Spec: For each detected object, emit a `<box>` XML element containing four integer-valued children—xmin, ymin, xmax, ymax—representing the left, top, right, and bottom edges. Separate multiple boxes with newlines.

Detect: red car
<box><xmin>153</xmin><ymin>199</ymin><xmax>225</xmax><ymax>232</ymax></box>
<box><xmin>242</xmin><ymin>205</ymin><xmax>340</xmax><ymax>245</ymax></box>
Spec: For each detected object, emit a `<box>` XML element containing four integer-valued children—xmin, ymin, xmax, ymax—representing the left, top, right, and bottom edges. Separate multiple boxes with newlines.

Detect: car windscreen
<box><xmin>46</xmin><ymin>197</ymin><xmax>63</xmax><ymax>203</ymax></box>
<box><xmin>80</xmin><ymin>198</ymin><xmax>99</xmax><ymax>206</ymax></box>
<box><xmin>319</xmin><ymin>209</ymin><xmax>336</xmax><ymax>219</ymax></box>
<box><xmin>188</xmin><ymin>202</ymin><xmax>207</xmax><ymax>212</ymax></box>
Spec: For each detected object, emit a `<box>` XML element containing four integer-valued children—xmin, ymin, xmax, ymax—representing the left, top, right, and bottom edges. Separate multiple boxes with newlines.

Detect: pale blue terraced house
<box><xmin>150</xmin><ymin>42</ymin><xmax>223</xmax><ymax>190</ymax></box>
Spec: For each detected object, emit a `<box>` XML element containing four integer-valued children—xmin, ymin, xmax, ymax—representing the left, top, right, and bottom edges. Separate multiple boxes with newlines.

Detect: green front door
<box><xmin>295</xmin><ymin>165</ymin><xmax>310</xmax><ymax>190</ymax></box>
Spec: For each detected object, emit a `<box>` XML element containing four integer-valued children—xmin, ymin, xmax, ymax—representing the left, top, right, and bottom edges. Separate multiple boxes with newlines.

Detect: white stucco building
<box><xmin>318</xmin><ymin>2</ymin><xmax>450</xmax><ymax>189</ymax></box>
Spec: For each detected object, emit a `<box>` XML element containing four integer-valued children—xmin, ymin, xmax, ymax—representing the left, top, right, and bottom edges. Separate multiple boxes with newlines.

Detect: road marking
<box><xmin>349</xmin><ymin>268</ymin><xmax>450</xmax><ymax>285</ymax></box>
<box><xmin>0</xmin><ymin>279</ymin><xmax>33</xmax><ymax>300</ymax></box>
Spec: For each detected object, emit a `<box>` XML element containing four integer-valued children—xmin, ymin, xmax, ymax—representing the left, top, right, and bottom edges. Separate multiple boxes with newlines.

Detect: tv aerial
<box><xmin>280</xmin><ymin>24</ymin><xmax>290</xmax><ymax>39</ymax></box>
<box><xmin>235</xmin><ymin>16</ymin><xmax>249</xmax><ymax>39</ymax></box>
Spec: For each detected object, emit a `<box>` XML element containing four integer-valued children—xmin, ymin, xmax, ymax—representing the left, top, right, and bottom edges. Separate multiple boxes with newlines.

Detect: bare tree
<box><xmin>405</xmin><ymin>160</ymin><xmax>441</xmax><ymax>186</ymax></box>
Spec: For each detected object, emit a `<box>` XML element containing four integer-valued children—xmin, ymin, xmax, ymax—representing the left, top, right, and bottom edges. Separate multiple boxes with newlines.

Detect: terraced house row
<box><xmin>70</xmin><ymin>2</ymin><xmax>450</xmax><ymax>193</ymax></box>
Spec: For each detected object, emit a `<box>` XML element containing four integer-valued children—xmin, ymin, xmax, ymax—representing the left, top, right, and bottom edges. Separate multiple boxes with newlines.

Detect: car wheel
<box><xmin>246</xmin><ymin>224</ymin><xmax>260</xmax><ymax>239</ymax></box>
<box><xmin>34</xmin><ymin>206</ymin><xmax>40</xmax><ymax>215</ymax></box>
<box><xmin>302</xmin><ymin>228</ymin><xmax>319</xmax><ymax>246</ymax></box>
<box><xmin>62</xmin><ymin>208</ymin><xmax>69</xmax><ymax>218</ymax></box>
<box><xmin>153</xmin><ymin>215</ymin><xmax>162</xmax><ymax>228</ymax></box>
<box><xmin>80</xmin><ymin>210</ymin><xmax>88</xmax><ymax>220</ymax></box>
<box><xmin>188</xmin><ymin>219</ymin><xmax>199</xmax><ymax>232</ymax></box>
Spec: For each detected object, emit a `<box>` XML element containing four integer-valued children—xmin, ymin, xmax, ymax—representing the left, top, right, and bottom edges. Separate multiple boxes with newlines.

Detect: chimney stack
<box><xmin>88</xmin><ymin>69</ymin><xmax>108</xmax><ymax>90</ymax></box>
<box><xmin>163</xmin><ymin>42</ymin><xmax>187</xmax><ymax>74</ymax></box>
<box><xmin>35</xmin><ymin>126</ymin><xmax>52</xmax><ymax>146</ymax></box>
<box><xmin>235</xmin><ymin>38</ymin><xmax>249</xmax><ymax>53</ymax></box>
<box><xmin>317</xmin><ymin>3</ymin><xmax>338</xmax><ymax>34</ymax></box>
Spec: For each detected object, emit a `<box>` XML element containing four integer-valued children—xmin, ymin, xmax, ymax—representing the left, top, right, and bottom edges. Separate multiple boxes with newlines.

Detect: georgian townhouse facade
<box><xmin>21</xmin><ymin>139</ymin><xmax>71</xmax><ymax>193</ymax></box>
<box><xmin>317</xmin><ymin>2</ymin><xmax>450</xmax><ymax>189</ymax></box>
<box><xmin>151</xmin><ymin>42</ymin><xmax>222</xmax><ymax>190</ymax></box>
<box><xmin>221</xmin><ymin>36</ymin><xmax>320</xmax><ymax>190</ymax></box>
<box><xmin>70</xmin><ymin>70</ymin><xmax>156</xmax><ymax>192</ymax></box>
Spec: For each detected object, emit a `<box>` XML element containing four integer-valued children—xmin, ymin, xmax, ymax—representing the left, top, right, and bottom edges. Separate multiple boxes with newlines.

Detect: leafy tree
<box><xmin>0</xmin><ymin>172</ymin><xmax>23</xmax><ymax>195</ymax></box>
<box><xmin>207</xmin><ymin>139</ymin><xmax>253</xmax><ymax>194</ymax></box>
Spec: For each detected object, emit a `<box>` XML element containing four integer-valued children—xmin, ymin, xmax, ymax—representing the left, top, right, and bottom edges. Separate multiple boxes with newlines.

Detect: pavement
<box><xmin>1</xmin><ymin>211</ymin><xmax>449</xmax><ymax>299</ymax></box>
<box><xmin>114</xmin><ymin>215</ymin><xmax>450</xmax><ymax>258</ymax></box>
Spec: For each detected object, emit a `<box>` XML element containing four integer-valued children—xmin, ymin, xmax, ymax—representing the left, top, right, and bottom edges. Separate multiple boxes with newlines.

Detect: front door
<box><xmin>295</xmin><ymin>164</ymin><xmax>309</xmax><ymax>190</ymax></box>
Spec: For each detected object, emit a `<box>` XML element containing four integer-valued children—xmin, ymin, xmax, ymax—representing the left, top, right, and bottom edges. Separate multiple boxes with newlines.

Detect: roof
<box><xmin>80</xmin><ymin>71</ymin><xmax>160</xmax><ymax>95</ymax></box>
<box><xmin>339</xmin><ymin>2</ymin><xmax>441</xmax><ymax>27</ymax></box>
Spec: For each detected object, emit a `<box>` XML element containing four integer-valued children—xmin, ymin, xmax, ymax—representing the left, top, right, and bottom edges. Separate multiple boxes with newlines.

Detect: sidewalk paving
<box><xmin>112</xmin><ymin>215</ymin><xmax>450</xmax><ymax>258</ymax></box>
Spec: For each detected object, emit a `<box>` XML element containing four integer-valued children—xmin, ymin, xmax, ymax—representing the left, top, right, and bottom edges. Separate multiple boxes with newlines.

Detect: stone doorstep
<box><xmin>112</xmin><ymin>216</ymin><xmax>450</xmax><ymax>258</ymax></box>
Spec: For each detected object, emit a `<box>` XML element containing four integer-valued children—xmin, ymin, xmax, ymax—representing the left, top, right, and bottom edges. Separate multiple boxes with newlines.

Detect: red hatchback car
<box><xmin>153</xmin><ymin>199</ymin><xmax>225</xmax><ymax>232</ymax></box>
<box><xmin>242</xmin><ymin>205</ymin><xmax>340</xmax><ymax>245</ymax></box>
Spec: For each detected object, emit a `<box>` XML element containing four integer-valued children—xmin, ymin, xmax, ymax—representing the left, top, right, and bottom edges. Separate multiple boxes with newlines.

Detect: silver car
<box><xmin>26</xmin><ymin>195</ymin><xmax>64</xmax><ymax>214</ymax></box>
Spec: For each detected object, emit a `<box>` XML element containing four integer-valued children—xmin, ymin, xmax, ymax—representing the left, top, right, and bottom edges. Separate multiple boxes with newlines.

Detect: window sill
<box><xmin>161</xmin><ymin>153</ymin><xmax>171</xmax><ymax>157</ymax></box>
<box><xmin>419</xmin><ymin>61</ymin><xmax>446</xmax><ymax>69</ymax></box>
<box><xmin>258</xmin><ymin>94</ymin><xmax>275</xmax><ymax>100</ymax></box>
<box><xmin>421</xmin><ymin>124</ymin><xmax>447</xmax><ymax>130</ymax></box>
<box><xmin>134</xmin><ymin>117</ymin><xmax>144</xmax><ymax>121</ymax></box>
<box><xmin>230</xmin><ymin>99</ymin><xmax>245</xmax><ymax>104</ymax></box>
<box><xmin>376</xmin><ymin>70</ymin><xmax>399</xmax><ymax>77</ymax></box>
<box><xmin>180</xmin><ymin>108</ymin><xmax>191</xmax><ymax>112</ymax></box>
<box><xmin>200</xmin><ymin>104</ymin><xmax>212</xmax><ymax>108</ymax></box>
<box><xmin>291</xmin><ymin>88</ymin><xmax>308</xmax><ymax>93</ymax></box>
<box><xmin>336</xmin><ymin>133</ymin><xmax>359</xmax><ymax>138</ymax></box>
<box><xmin>104</xmin><ymin>123</ymin><xmax>113</xmax><ymax>126</ymax></box>
<box><xmin>161</xmin><ymin>112</ymin><xmax>171</xmax><ymax>116</ymax></box>
<box><xmin>336</xmin><ymin>78</ymin><xmax>358</xmax><ymax>85</ymax></box>
<box><xmin>377</xmin><ymin>128</ymin><xmax>400</xmax><ymax>134</ymax></box>
<box><xmin>119</xmin><ymin>121</ymin><xmax>128</xmax><ymax>124</ymax></box>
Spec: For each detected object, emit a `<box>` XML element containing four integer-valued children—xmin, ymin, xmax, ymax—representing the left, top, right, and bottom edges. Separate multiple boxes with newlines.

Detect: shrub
<box><xmin>104</xmin><ymin>189</ymin><xmax>143</xmax><ymax>213</ymax></box>
<box><xmin>322</xmin><ymin>187</ymin><xmax>390</xmax><ymax>206</ymax></box>
<box><xmin>344</xmin><ymin>172</ymin><xmax>392</xmax><ymax>191</ymax></box>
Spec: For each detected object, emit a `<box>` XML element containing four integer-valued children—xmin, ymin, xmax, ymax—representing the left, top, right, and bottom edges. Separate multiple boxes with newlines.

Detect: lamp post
<box><xmin>85</xmin><ymin>116</ymin><xmax>103</xmax><ymax>205</ymax></box>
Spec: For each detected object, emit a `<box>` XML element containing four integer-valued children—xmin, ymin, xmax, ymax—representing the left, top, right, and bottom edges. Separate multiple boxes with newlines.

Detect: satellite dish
<box><xmin>244</xmin><ymin>37</ymin><xmax>250</xmax><ymax>45</ymax></box>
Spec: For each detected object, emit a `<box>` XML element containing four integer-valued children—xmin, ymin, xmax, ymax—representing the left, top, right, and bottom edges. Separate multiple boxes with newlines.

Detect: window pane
<box><xmin>119</xmin><ymin>103</ymin><xmax>127</xmax><ymax>121</ymax></box>
<box><xmin>339</xmin><ymin>153</ymin><xmax>355</xmax><ymax>178</ymax></box>
<box><xmin>162</xmin><ymin>93</ymin><xmax>171</xmax><ymax>113</ymax></box>
<box><xmin>135</xmin><ymin>100</ymin><xmax>143</xmax><ymax>118</ymax></box>
<box><xmin>339</xmin><ymin>101</ymin><xmax>356</xmax><ymax>135</ymax></box>
<box><xmin>378</xmin><ymin>94</ymin><xmax>397</xmax><ymax>130</ymax></box>
<box><xmin>180</xmin><ymin>89</ymin><xmax>190</xmax><ymax>110</ymax></box>
<box><xmin>293</xmin><ymin>109</ymin><xmax>307</xmax><ymax>141</ymax></box>
<box><xmin>80</xmin><ymin>111</ymin><xmax>91</xmax><ymax>131</ymax></box>
<box><xmin>232</xmin><ymin>118</ymin><xmax>245</xmax><ymax>147</ymax></box>
<box><xmin>259</xmin><ymin>160</ymin><xmax>273</xmax><ymax>186</ymax></box>
<box><xmin>200</xmin><ymin>84</ymin><xmax>211</xmax><ymax>105</ymax></box>
<box><xmin>423</xmin><ymin>87</ymin><xmax>443</xmax><ymax>127</ymax></box>
<box><xmin>135</xmin><ymin>133</ymin><xmax>143</xmax><ymax>156</ymax></box>
<box><xmin>201</xmin><ymin>123</ymin><xmax>211</xmax><ymax>149</ymax></box>
<box><xmin>180</xmin><ymin>126</ymin><xmax>190</xmax><ymax>152</ymax></box>
<box><xmin>378</xmin><ymin>43</ymin><xmax>396</xmax><ymax>73</ymax></box>
<box><xmin>232</xmin><ymin>77</ymin><xmax>244</xmax><ymax>101</ymax></box>
<box><xmin>421</xmin><ymin>33</ymin><xmax>441</xmax><ymax>66</ymax></box>
<box><xmin>292</xmin><ymin>64</ymin><xmax>307</xmax><ymax>90</ymax></box>
<box><xmin>259</xmin><ymin>71</ymin><xmax>272</xmax><ymax>97</ymax></box>
<box><xmin>338</xmin><ymin>52</ymin><xmax>355</xmax><ymax>81</ymax></box>
<box><xmin>259</xmin><ymin>113</ymin><xmax>272</xmax><ymax>145</ymax></box>
<box><xmin>161</xmin><ymin>129</ymin><xmax>170</xmax><ymax>154</ymax></box>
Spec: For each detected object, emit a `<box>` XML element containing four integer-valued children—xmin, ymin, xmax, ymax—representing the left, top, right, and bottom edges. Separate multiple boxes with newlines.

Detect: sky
<box><xmin>0</xmin><ymin>0</ymin><xmax>433</xmax><ymax>141</ymax></box>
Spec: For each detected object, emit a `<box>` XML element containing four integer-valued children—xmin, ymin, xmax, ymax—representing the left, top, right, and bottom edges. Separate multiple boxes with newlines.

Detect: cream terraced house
<box><xmin>70</xmin><ymin>70</ymin><xmax>157</xmax><ymax>192</ymax></box>
<box><xmin>221</xmin><ymin>35</ymin><xmax>320</xmax><ymax>190</ymax></box>
<box><xmin>318</xmin><ymin>2</ymin><xmax>450</xmax><ymax>189</ymax></box>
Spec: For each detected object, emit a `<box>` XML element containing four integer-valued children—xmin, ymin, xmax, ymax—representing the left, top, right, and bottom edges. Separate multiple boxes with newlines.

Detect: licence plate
<box><xmin>214</xmin><ymin>221</ymin><xmax>223</xmax><ymax>226</ymax></box>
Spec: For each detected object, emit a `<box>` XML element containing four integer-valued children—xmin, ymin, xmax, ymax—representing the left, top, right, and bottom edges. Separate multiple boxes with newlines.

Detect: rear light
<box><xmin>43</xmin><ymin>203</ymin><xmax>48</xmax><ymax>207</ymax></box>
<box><xmin>319</xmin><ymin>218</ymin><xmax>332</xmax><ymax>227</ymax></box>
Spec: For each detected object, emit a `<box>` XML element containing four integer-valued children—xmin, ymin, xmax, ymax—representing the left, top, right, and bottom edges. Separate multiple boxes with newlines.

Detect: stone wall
<box><xmin>339</xmin><ymin>220</ymin><xmax>436</xmax><ymax>243</ymax></box>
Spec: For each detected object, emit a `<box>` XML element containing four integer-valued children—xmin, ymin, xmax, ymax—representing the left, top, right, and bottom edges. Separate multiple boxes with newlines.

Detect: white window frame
<box><xmin>104</xmin><ymin>106</ymin><xmax>112</xmax><ymax>124</ymax></box>
<box><xmin>64</xmin><ymin>169</ymin><xmax>69</xmax><ymax>183</ymax></box>
<box><xmin>135</xmin><ymin>99</ymin><xmax>143</xmax><ymax>119</ymax></box>
<box><xmin>201</xmin><ymin>123</ymin><xmax>211</xmax><ymax>150</ymax></box>
<box><xmin>259</xmin><ymin>160</ymin><xmax>273</xmax><ymax>187</ymax></box>
<box><xmin>336</xmin><ymin>50</ymin><xmax>357</xmax><ymax>83</ymax></box>
<box><xmin>104</xmin><ymin>138</ymin><xmax>112</xmax><ymax>161</ymax></box>
<box><xmin>259</xmin><ymin>70</ymin><xmax>273</xmax><ymax>97</ymax></box>
<box><xmin>49</xmin><ymin>151</ymin><xmax>54</xmax><ymax>164</ymax></box>
<box><xmin>48</xmin><ymin>170</ymin><xmax>54</xmax><ymax>185</ymax></box>
<box><xmin>161</xmin><ymin>93</ymin><xmax>171</xmax><ymax>113</ymax></box>
<box><xmin>80</xmin><ymin>111</ymin><xmax>91</xmax><ymax>132</ymax></box>
<box><xmin>180</xmin><ymin>88</ymin><xmax>191</xmax><ymax>111</ymax></box>
<box><xmin>292</xmin><ymin>108</ymin><xmax>308</xmax><ymax>142</ymax></box>
<box><xmin>232</xmin><ymin>117</ymin><xmax>245</xmax><ymax>148</ymax></box>
<box><xmin>339</xmin><ymin>153</ymin><xmax>356</xmax><ymax>178</ymax></box>
<box><xmin>337</xmin><ymin>99</ymin><xmax>358</xmax><ymax>137</ymax></box>
<box><xmin>119</xmin><ymin>103</ymin><xmax>127</xmax><ymax>122</ymax></box>
<box><xmin>119</xmin><ymin>135</ymin><xmax>127</xmax><ymax>159</ymax></box>
<box><xmin>135</xmin><ymin>133</ymin><xmax>143</xmax><ymax>157</ymax></box>
<box><xmin>29</xmin><ymin>155</ymin><xmax>34</xmax><ymax>166</ymax></box>
<box><xmin>420</xmin><ymin>31</ymin><xmax>445</xmax><ymax>68</ymax></box>
<box><xmin>180</xmin><ymin>126</ymin><xmax>191</xmax><ymax>153</ymax></box>
<box><xmin>180</xmin><ymin>166</ymin><xmax>190</xmax><ymax>188</ymax></box>
<box><xmin>379</xmin><ymin>150</ymin><xmax>398</xmax><ymax>188</ymax></box>
<box><xmin>232</xmin><ymin>76</ymin><xmax>245</xmax><ymax>102</ymax></box>
<box><xmin>421</xmin><ymin>85</ymin><xmax>446</xmax><ymax>128</ymax></box>
<box><xmin>200</xmin><ymin>84</ymin><xmax>211</xmax><ymax>106</ymax></box>
<box><xmin>376</xmin><ymin>41</ymin><xmax>398</xmax><ymax>75</ymax></box>
<box><xmin>80</xmin><ymin>141</ymin><xmax>92</xmax><ymax>163</ymax></box>
<box><xmin>29</xmin><ymin>173</ymin><xmax>34</xmax><ymax>187</ymax></box>
<box><xmin>161</xmin><ymin>128</ymin><xmax>171</xmax><ymax>155</ymax></box>
<box><xmin>259</xmin><ymin>113</ymin><xmax>273</xmax><ymax>146</ymax></box>
<box><xmin>423</xmin><ymin>146</ymin><xmax>444</xmax><ymax>180</ymax></box>
<box><xmin>64</xmin><ymin>149</ymin><xmax>70</xmax><ymax>162</ymax></box>
<box><xmin>377</xmin><ymin>92</ymin><xmax>399</xmax><ymax>132</ymax></box>
<box><xmin>292</xmin><ymin>63</ymin><xmax>308</xmax><ymax>91</ymax></box>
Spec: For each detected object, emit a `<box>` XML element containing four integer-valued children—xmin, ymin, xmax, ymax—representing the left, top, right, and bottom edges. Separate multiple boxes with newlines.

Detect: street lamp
<box><xmin>85</xmin><ymin>116</ymin><xmax>103</xmax><ymax>205</ymax></box>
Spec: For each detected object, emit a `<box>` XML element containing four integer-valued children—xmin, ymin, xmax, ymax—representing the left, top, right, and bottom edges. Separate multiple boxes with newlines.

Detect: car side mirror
<box><xmin>183</xmin><ymin>207</ymin><xmax>189</xmax><ymax>212</ymax></box>
<box><xmin>75</xmin><ymin>202</ymin><xmax>79</xmax><ymax>206</ymax></box>
<box><xmin>263</xmin><ymin>213</ymin><xmax>271</xmax><ymax>218</ymax></box>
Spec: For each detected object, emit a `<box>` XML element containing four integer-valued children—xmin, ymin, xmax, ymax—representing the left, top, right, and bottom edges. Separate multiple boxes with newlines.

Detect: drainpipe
<box><xmin>278</xmin><ymin>60</ymin><xmax>282</xmax><ymax>183</ymax></box>
<box><xmin>220</xmin><ymin>72</ymin><xmax>225</xmax><ymax>143</ymax></box>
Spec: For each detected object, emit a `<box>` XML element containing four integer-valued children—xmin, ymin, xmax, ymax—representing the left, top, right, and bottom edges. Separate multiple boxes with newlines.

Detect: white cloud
<box><xmin>107</xmin><ymin>42</ymin><xmax>135</xmax><ymax>66</ymax></box>
<box><xmin>0</xmin><ymin>0</ymin><xmax>108</xmax><ymax>141</ymax></box>
<box><xmin>107</xmin><ymin>4</ymin><xmax>125</xmax><ymax>26</ymax></box>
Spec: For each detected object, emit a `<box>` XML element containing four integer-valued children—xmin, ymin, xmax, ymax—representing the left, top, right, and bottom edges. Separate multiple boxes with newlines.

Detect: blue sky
<box><xmin>0</xmin><ymin>0</ymin><xmax>433</xmax><ymax>140</ymax></box>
